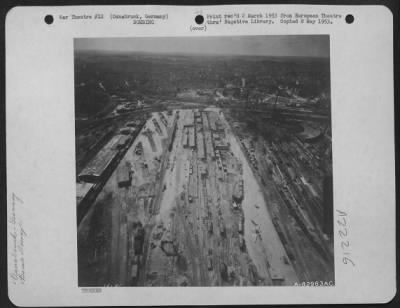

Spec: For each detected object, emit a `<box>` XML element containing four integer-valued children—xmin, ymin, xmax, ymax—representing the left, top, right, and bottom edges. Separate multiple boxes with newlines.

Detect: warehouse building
<box><xmin>205</xmin><ymin>134</ymin><xmax>215</xmax><ymax>160</ymax></box>
<box><xmin>183</xmin><ymin>128</ymin><xmax>189</xmax><ymax>148</ymax></box>
<box><xmin>213</xmin><ymin>133</ymin><xmax>230</xmax><ymax>151</ymax></box>
<box><xmin>188</xmin><ymin>126</ymin><xmax>196</xmax><ymax>149</ymax></box>
<box><xmin>183</xmin><ymin>110</ymin><xmax>195</xmax><ymax>127</ymax></box>
<box><xmin>197</xmin><ymin>131</ymin><xmax>206</xmax><ymax>161</ymax></box>
<box><xmin>78</xmin><ymin>134</ymin><xmax>128</xmax><ymax>183</ymax></box>
<box><xmin>114</xmin><ymin>135</ymin><xmax>131</xmax><ymax>150</ymax></box>
<box><xmin>209</xmin><ymin>115</ymin><xmax>217</xmax><ymax>131</ymax></box>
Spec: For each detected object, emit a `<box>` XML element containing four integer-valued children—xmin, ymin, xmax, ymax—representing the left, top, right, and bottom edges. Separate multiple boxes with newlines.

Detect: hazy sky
<box><xmin>75</xmin><ymin>35</ymin><xmax>329</xmax><ymax>58</ymax></box>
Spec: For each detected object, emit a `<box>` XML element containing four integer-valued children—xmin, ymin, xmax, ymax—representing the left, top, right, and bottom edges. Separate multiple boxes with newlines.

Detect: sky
<box><xmin>75</xmin><ymin>35</ymin><xmax>329</xmax><ymax>58</ymax></box>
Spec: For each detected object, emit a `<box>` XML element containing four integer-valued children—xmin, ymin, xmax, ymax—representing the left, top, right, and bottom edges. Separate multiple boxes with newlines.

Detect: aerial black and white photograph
<box><xmin>75</xmin><ymin>35</ymin><xmax>334</xmax><ymax>287</ymax></box>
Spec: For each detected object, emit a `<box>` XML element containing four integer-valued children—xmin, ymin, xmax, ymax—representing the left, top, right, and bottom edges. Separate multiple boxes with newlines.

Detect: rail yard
<box><xmin>75</xmin><ymin>49</ymin><xmax>334</xmax><ymax>287</ymax></box>
<box><xmin>77</xmin><ymin>107</ymin><xmax>333</xmax><ymax>287</ymax></box>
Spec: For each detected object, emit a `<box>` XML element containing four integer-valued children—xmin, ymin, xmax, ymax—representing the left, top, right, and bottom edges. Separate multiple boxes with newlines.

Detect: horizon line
<box><xmin>74</xmin><ymin>49</ymin><xmax>330</xmax><ymax>59</ymax></box>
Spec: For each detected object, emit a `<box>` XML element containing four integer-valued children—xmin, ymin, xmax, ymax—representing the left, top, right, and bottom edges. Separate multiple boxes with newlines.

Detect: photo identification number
<box><xmin>337</xmin><ymin>209</ymin><xmax>355</xmax><ymax>266</ymax></box>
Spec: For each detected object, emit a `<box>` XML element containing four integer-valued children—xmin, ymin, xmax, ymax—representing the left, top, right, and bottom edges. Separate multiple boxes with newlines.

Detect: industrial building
<box><xmin>213</xmin><ymin>133</ymin><xmax>230</xmax><ymax>151</ymax></box>
<box><xmin>197</xmin><ymin>132</ymin><xmax>206</xmax><ymax>161</ymax></box>
<box><xmin>188</xmin><ymin>126</ymin><xmax>196</xmax><ymax>149</ymax></box>
<box><xmin>183</xmin><ymin>128</ymin><xmax>189</xmax><ymax>148</ymax></box>
<box><xmin>78</xmin><ymin>134</ymin><xmax>129</xmax><ymax>183</ymax></box>
<box><xmin>114</xmin><ymin>135</ymin><xmax>131</xmax><ymax>150</ymax></box>
<box><xmin>209</xmin><ymin>114</ymin><xmax>217</xmax><ymax>131</ymax></box>
<box><xmin>205</xmin><ymin>135</ymin><xmax>215</xmax><ymax>160</ymax></box>
<box><xmin>183</xmin><ymin>110</ymin><xmax>195</xmax><ymax>127</ymax></box>
<box><xmin>117</xmin><ymin>164</ymin><xmax>132</xmax><ymax>188</ymax></box>
<box><xmin>183</xmin><ymin>126</ymin><xmax>196</xmax><ymax>149</ymax></box>
<box><xmin>202</xmin><ymin>112</ymin><xmax>215</xmax><ymax>160</ymax></box>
